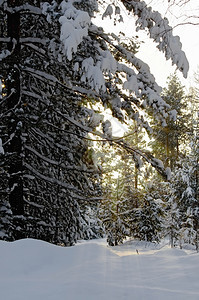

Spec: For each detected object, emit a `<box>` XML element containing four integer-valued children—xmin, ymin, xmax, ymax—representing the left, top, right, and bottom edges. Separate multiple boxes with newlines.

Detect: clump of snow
<box><xmin>184</xmin><ymin>186</ymin><xmax>194</xmax><ymax>197</ymax></box>
<box><xmin>102</xmin><ymin>120</ymin><xmax>112</xmax><ymax>139</ymax></box>
<box><xmin>0</xmin><ymin>138</ymin><xmax>4</xmax><ymax>155</ymax></box>
<box><xmin>59</xmin><ymin>1</ymin><xmax>91</xmax><ymax>61</ymax></box>
<box><xmin>153</xmin><ymin>158</ymin><xmax>164</xmax><ymax>169</ymax></box>
<box><xmin>42</xmin><ymin>0</ymin><xmax>91</xmax><ymax>61</ymax></box>
<box><xmin>88</xmin><ymin>111</ymin><xmax>104</xmax><ymax>128</ymax></box>
<box><xmin>123</xmin><ymin>74</ymin><xmax>139</xmax><ymax>93</ymax></box>
<box><xmin>0</xmin><ymin>49</ymin><xmax>11</xmax><ymax>61</ymax></box>
<box><xmin>165</xmin><ymin>167</ymin><xmax>171</xmax><ymax>181</ymax></box>
<box><xmin>80</xmin><ymin>49</ymin><xmax>118</xmax><ymax>92</ymax></box>
<box><xmin>166</xmin><ymin>36</ymin><xmax>189</xmax><ymax>78</ymax></box>
<box><xmin>81</xmin><ymin>57</ymin><xmax>106</xmax><ymax>92</ymax></box>
<box><xmin>169</xmin><ymin>109</ymin><xmax>177</xmax><ymax>122</ymax></box>
<box><xmin>101</xmin><ymin>50</ymin><xmax>117</xmax><ymax>74</ymax></box>
<box><xmin>41</xmin><ymin>2</ymin><xmax>55</xmax><ymax>23</ymax></box>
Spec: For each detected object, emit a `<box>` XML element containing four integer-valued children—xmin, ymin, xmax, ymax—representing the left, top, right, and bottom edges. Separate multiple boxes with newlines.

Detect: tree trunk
<box><xmin>134</xmin><ymin>122</ymin><xmax>138</xmax><ymax>189</ymax></box>
<box><xmin>6</xmin><ymin>0</ymin><xmax>24</xmax><ymax>238</ymax></box>
<box><xmin>165</xmin><ymin>127</ymin><xmax>169</xmax><ymax>168</ymax></box>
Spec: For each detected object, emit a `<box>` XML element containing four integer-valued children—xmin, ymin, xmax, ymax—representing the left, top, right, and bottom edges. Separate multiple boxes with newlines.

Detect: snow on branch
<box><xmin>81</xmin><ymin>57</ymin><xmax>106</xmax><ymax>93</ymax></box>
<box><xmin>10</xmin><ymin>0</ymin><xmax>185</xmax><ymax>134</ymax></box>
<box><xmin>0</xmin><ymin>49</ymin><xmax>11</xmax><ymax>61</ymax></box>
<box><xmin>24</xmin><ymin>144</ymin><xmax>97</xmax><ymax>173</ymax></box>
<box><xmin>0</xmin><ymin>138</ymin><xmax>4</xmax><ymax>155</ymax></box>
<box><xmin>114</xmin><ymin>139</ymin><xmax>170</xmax><ymax>180</ymax></box>
<box><xmin>51</xmin><ymin>110</ymin><xmax>169</xmax><ymax>179</ymax></box>
<box><xmin>90</xmin><ymin>25</ymin><xmax>170</xmax><ymax>125</ymax></box>
<box><xmin>80</xmin><ymin>49</ymin><xmax>117</xmax><ymax>93</ymax></box>
<box><xmin>122</xmin><ymin>0</ymin><xmax>189</xmax><ymax>78</ymax></box>
<box><xmin>20</xmin><ymin>38</ymin><xmax>49</xmax><ymax>45</ymax></box>
<box><xmin>23</xmin><ymin>67</ymin><xmax>58</xmax><ymax>85</ymax></box>
<box><xmin>0</xmin><ymin>38</ymin><xmax>18</xmax><ymax>61</ymax></box>
<box><xmin>102</xmin><ymin>4</ymin><xmax>114</xmax><ymax>19</ymax></box>
<box><xmin>23</xmin><ymin>162</ymin><xmax>80</xmax><ymax>192</ymax></box>
<box><xmin>24</xmin><ymin>145</ymin><xmax>61</xmax><ymax>167</ymax></box>
<box><xmin>2</xmin><ymin>2</ymin><xmax>42</xmax><ymax>14</ymax></box>
<box><xmin>42</xmin><ymin>0</ymin><xmax>91</xmax><ymax>61</ymax></box>
<box><xmin>40</xmin><ymin>1</ymin><xmax>175</xmax><ymax>126</ymax></box>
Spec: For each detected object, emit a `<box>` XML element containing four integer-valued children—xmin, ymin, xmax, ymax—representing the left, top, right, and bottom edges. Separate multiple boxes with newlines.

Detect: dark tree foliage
<box><xmin>0</xmin><ymin>0</ymin><xmax>102</xmax><ymax>244</ymax></box>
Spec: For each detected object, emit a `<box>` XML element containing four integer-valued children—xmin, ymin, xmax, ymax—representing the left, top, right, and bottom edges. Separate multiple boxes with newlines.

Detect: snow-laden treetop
<box><xmin>0</xmin><ymin>0</ymin><xmax>187</xmax><ymax>130</ymax></box>
<box><xmin>41</xmin><ymin>0</ymin><xmax>188</xmax><ymax>129</ymax></box>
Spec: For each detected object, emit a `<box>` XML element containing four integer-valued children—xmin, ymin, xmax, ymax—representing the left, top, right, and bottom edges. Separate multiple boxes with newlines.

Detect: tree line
<box><xmin>0</xmin><ymin>0</ymin><xmax>197</xmax><ymax>247</ymax></box>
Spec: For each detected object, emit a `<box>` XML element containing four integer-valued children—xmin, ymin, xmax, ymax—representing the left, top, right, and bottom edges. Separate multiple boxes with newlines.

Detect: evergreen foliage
<box><xmin>0</xmin><ymin>0</ymin><xmax>103</xmax><ymax>244</ymax></box>
<box><xmin>169</xmin><ymin>135</ymin><xmax>199</xmax><ymax>250</ymax></box>
<box><xmin>150</xmin><ymin>73</ymin><xmax>190</xmax><ymax>169</ymax></box>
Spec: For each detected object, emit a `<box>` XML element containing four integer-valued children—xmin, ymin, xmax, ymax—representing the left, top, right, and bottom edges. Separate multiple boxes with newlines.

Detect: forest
<box><xmin>0</xmin><ymin>0</ymin><xmax>198</xmax><ymax>250</ymax></box>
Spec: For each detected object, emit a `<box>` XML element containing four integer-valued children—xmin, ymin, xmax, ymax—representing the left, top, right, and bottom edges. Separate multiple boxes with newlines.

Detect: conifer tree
<box><xmin>0</xmin><ymin>0</ymin><xmax>102</xmax><ymax>243</ymax></box>
<box><xmin>170</xmin><ymin>151</ymin><xmax>199</xmax><ymax>250</ymax></box>
<box><xmin>164</xmin><ymin>73</ymin><xmax>199</xmax><ymax>249</ymax></box>
<box><xmin>150</xmin><ymin>73</ymin><xmax>189</xmax><ymax>169</ymax></box>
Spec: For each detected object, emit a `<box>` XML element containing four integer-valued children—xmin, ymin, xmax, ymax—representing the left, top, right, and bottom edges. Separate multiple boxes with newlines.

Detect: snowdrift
<box><xmin>1</xmin><ymin>238</ymin><xmax>199</xmax><ymax>300</ymax></box>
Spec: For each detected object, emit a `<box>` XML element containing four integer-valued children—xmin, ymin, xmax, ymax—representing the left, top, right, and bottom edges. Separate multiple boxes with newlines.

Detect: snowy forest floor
<box><xmin>1</xmin><ymin>238</ymin><xmax>199</xmax><ymax>300</ymax></box>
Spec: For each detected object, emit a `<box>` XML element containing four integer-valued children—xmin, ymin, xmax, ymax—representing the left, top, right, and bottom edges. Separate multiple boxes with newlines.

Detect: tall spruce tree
<box><xmin>0</xmin><ymin>0</ymin><xmax>103</xmax><ymax>244</ymax></box>
<box><xmin>169</xmin><ymin>110</ymin><xmax>199</xmax><ymax>250</ymax></box>
<box><xmin>150</xmin><ymin>73</ymin><xmax>189</xmax><ymax>169</ymax></box>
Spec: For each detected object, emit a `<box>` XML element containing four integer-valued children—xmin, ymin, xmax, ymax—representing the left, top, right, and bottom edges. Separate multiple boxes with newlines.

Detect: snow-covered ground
<box><xmin>1</xmin><ymin>238</ymin><xmax>199</xmax><ymax>300</ymax></box>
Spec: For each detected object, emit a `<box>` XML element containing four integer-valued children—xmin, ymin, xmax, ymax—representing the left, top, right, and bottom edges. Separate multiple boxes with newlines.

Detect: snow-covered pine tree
<box><xmin>164</xmin><ymin>88</ymin><xmax>199</xmax><ymax>249</ymax></box>
<box><xmin>173</xmin><ymin>137</ymin><xmax>199</xmax><ymax>250</ymax></box>
<box><xmin>100</xmin><ymin>174</ymin><xmax>137</xmax><ymax>246</ymax></box>
<box><xmin>0</xmin><ymin>0</ymin><xmax>102</xmax><ymax>244</ymax></box>
<box><xmin>0</xmin><ymin>0</ymin><xmax>189</xmax><ymax>244</ymax></box>
<box><xmin>132</xmin><ymin>185</ymin><xmax>165</xmax><ymax>243</ymax></box>
<box><xmin>164</xmin><ymin>195</ymin><xmax>180</xmax><ymax>248</ymax></box>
